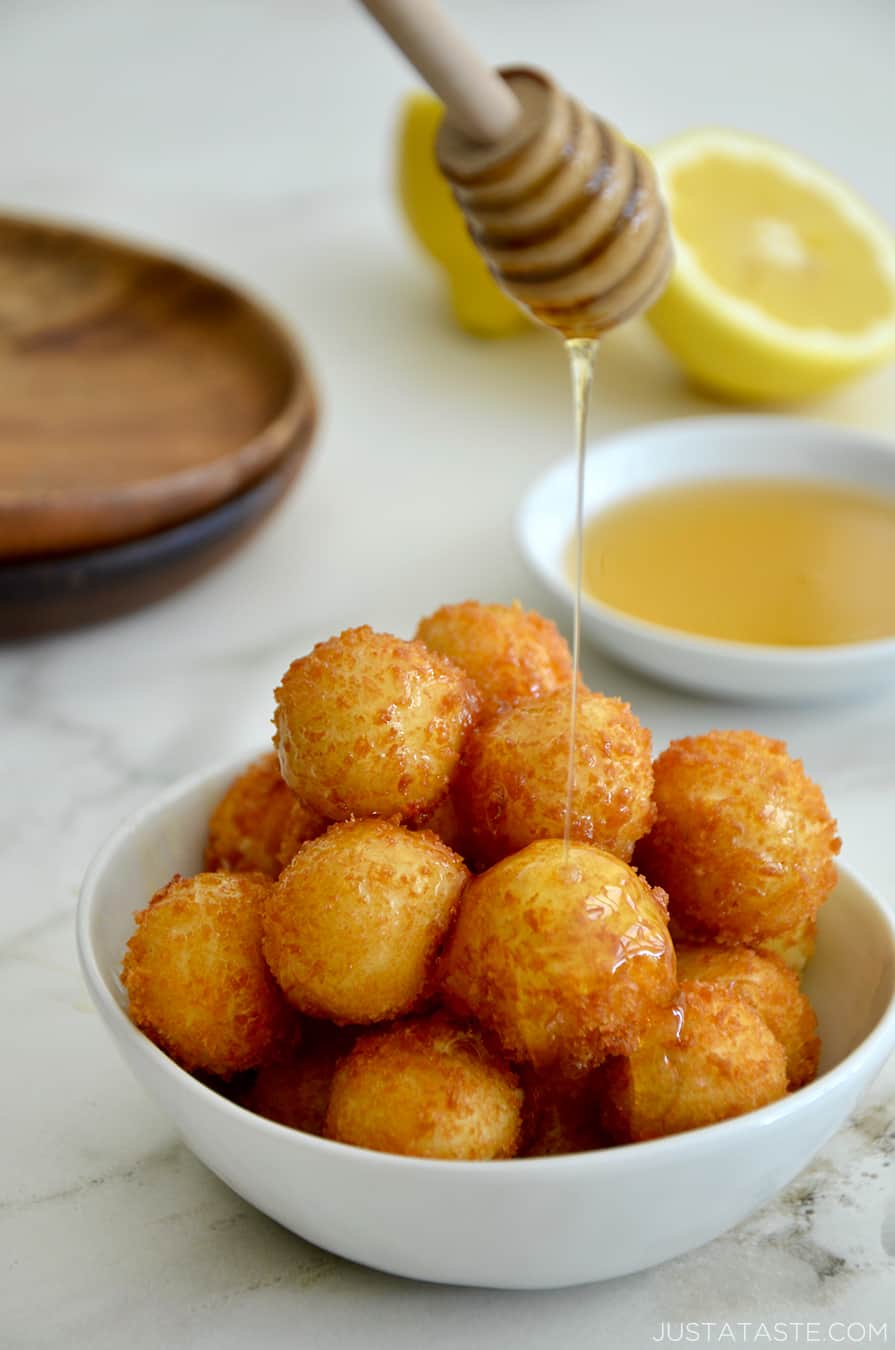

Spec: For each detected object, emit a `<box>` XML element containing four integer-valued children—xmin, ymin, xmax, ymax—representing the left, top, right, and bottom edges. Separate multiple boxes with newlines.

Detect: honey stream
<box><xmin>562</xmin><ymin>337</ymin><xmax>600</xmax><ymax>860</ymax></box>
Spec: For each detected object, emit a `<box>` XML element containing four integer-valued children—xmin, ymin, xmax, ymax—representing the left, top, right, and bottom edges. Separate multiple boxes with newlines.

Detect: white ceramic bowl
<box><xmin>77</xmin><ymin>753</ymin><xmax>895</xmax><ymax>1290</ymax></box>
<box><xmin>517</xmin><ymin>415</ymin><xmax>895</xmax><ymax>701</ymax></box>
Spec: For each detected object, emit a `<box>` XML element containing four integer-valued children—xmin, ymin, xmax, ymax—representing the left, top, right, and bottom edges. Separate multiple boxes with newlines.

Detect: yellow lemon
<box><xmin>646</xmin><ymin>129</ymin><xmax>895</xmax><ymax>400</ymax></box>
<box><xmin>395</xmin><ymin>91</ymin><xmax>527</xmax><ymax>338</ymax></box>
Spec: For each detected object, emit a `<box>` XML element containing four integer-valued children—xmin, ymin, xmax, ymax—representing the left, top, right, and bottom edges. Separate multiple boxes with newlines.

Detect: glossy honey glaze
<box><xmin>574</xmin><ymin>477</ymin><xmax>895</xmax><ymax>646</ymax></box>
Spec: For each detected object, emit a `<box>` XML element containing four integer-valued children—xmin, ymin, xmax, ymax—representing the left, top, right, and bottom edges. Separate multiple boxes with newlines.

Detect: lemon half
<box><xmin>647</xmin><ymin>129</ymin><xmax>895</xmax><ymax>400</ymax></box>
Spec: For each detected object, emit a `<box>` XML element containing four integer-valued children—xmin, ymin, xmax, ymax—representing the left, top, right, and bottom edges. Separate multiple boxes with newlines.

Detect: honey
<box><xmin>574</xmin><ymin>477</ymin><xmax>895</xmax><ymax>646</ymax></box>
<box><xmin>436</xmin><ymin>65</ymin><xmax>673</xmax><ymax>847</ymax></box>
<box><xmin>563</xmin><ymin>337</ymin><xmax>599</xmax><ymax>856</ymax></box>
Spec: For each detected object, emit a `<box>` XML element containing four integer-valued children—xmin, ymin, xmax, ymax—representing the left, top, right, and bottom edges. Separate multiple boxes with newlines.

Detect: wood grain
<box><xmin>0</xmin><ymin>214</ymin><xmax>316</xmax><ymax>557</ymax></box>
<box><xmin>0</xmin><ymin>439</ymin><xmax>310</xmax><ymax>639</ymax></box>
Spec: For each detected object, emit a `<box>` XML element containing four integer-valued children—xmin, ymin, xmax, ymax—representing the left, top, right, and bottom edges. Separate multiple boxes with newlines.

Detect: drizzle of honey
<box><xmin>573</xmin><ymin>477</ymin><xmax>895</xmax><ymax>647</ymax></box>
<box><xmin>563</xmin><ymin>337</ymin><xmax>599</xmax><ymax>858</ymax></box>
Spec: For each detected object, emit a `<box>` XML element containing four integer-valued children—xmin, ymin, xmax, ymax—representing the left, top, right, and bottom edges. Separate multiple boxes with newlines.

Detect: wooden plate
<box><xmin>0</xmin><ymin>212</ymin><xmax>316</xmax><ymax>558</ymax></box>
<box><xmin>0</xmin><ymin>440</ymin><xmax>309</xmax><ymax>639</ymax></box>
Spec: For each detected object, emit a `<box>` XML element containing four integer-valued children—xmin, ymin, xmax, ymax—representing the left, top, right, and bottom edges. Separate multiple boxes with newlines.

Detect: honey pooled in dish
<box><xmin>575</xmin><ymin>477</ymin><xmax>895</xmax><ymax>646</ymax></box>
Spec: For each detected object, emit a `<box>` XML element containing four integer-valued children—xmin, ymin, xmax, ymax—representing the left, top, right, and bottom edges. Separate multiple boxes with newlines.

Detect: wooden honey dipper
<box><xmin>358</xmin><ymin>0</ymin><xmax>673</xmax><ymax>338</ymax></box>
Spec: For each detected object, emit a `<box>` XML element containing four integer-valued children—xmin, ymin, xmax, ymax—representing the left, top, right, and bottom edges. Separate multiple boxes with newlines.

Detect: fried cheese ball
<box><xmin>273</xmin><ymin>626</ymin><xmax>481</xmax><ymax>822</ymax></box>
<box><xmin>415</xmin><ymin>600</ymin><xmax>574</xmax><ymax>720</ymax></box>
<box><xmin>411</xmin><ymin>790</ymin><xmax>467</xmax><ymax>857</ymax></box>
<box><xmin>635</xmin><ymin>730</ymin><xmax>840</xmax><ymax>944</ymax></box>
<box><xmin>440</xmin><ymin>839</ymin><xmax>676</xmax><ymax>1073</ymax></box>
<box><xmin>455</xmin><ymin>687</ymin><xmax>655</xmax><ymax>869</ymax></box>
<box><xmin>600</xmin><ymin>981</ymin><xmax>787</xmax><ymax>1142</ymax></box>
<box><xmin>122</xmin><ymin>872</ymin><xmax>294</xmax><ymax>1077</ymax></box>
<box><xmin>675</xmin><ymin>944</ymin><xmax>820</xmax><ymax>1088</ymax></box>
<box><xmin>240</xmin><ymin>1025</ymin><xmax>355</xmax><ymax>1135</ymax></box>
<box><xmin>754</xmin><ymin>916</ymin><xmax>817</xmax><ymax>974</ymax></box>
<box><xmin>204</xmin><ymin>752</ymin><xmax>325</xmax><ymax>878</ymax></box>
<box><xmin>263</xmin><ymin>819</ymin><xmax>469</xmax><ymax>1024</ymax></box>
<box><xmin>521</xmin><ymin>1067</ymin><xmax>605</xmax><ymax>1157</ymax></box>
<box><xmin>325</xmin><ymin>1016</ymin><xmax>522</xmax><ymax>1159</ymax></box>
<box><xmin>669</xmin><ymin>909</ymin><xmax>819</xmax><ymax>976</ymax></box>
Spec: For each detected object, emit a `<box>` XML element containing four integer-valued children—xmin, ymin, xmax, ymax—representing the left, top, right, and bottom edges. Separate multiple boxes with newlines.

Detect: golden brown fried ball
<box><xmin>635</xmin><ymin>730</ymin><xmax>840</xmax><ymax>945</ymax></box>
<box><xmin>600</xmin><ymin>981</ymin><xmax>787</xmax><ymax>1142</ymax></box>
<box><xmin>325</xmin><ymin>1015</ymin><xmax>522</xmax><ymax>1159</ymax></box>
<box><xmin>454</xmin><ymin>687</ymin><xmax>655</xmax><ymax>869</ymax></box>
<box><xmin>440</xmin><ymin>839</ymin><xmax>676</xmax><ymax>1073</ymax></box>
<box><xmin>675</xmin><ymin>943</ymin><xmax>820</xmax><ymax>1089</ymax></box>
<box><xmin>754</xmin><ymin>917</ymin><xmax>817</xmax><ymax>974</ymax></box>
<box><xmin>669</xmin><ymin>909</ymin><xmax>818</xmax><ymax>975</ymax></box>
<box><xmin>273</xmin><ymin>626</ymin><xmax>481</xmax><ymax>822</ymax></box>
<box><xmin>411</xmin><ymin>790</ymin><xmax>468</xmax><ymax>857</ymax></box>
<box><xmin>521</xmin><ymin>1067</ymin><xmax>605</xmax><ymax>1157</ymax></box>
<box><xmin>240</xmin><ymin>1025</ymin><xmax>355</xmax><ymax>1135</ymax></box>
<box><xmin>415</xmin><ymin>600</ymin><xmax>574</xmax><ymax>720</ymax></box>
<box><xmin>204</xmin><ymin>752</ymin><xmax>325</xmax><ymax>878</ymax></box>
<box><xmin>263</xmin><ymin>819</ymin><xmax>469</xmax><ymax>1025</ymax></box>
<box><xmin>122</xmin><ymin>872</ymin><xmax>295</xmax><ymax>1077</ymax></box>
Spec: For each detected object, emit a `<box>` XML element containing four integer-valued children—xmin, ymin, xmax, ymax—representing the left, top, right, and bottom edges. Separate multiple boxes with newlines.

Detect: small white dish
<box><xmin>517</xmin><ymin>415</ymin><xmax>895</xmax><ymax>701</ymax></box>
<box><xmin>77</xmin><ymin>753</ymin><xmax>895</xmax><ymax>1289</ymax></box>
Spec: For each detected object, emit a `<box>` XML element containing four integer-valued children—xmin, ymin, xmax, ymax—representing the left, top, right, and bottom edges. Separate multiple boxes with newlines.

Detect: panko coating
<box><xmin>440</xmin><ymin>839</ymin><xmax>676</xmax><ymax>1073</ymax></box>
<box><xmin>521</xmin><ymin>1067</ymin><xmax>605</xmax><ymax>1156</ymax></box>
<box><xmin>263</xmin><ymin>818</ymin><xmax>469</xmax><ymax>1024</ymax></box>
<box><xmin>454</xmin><ymin>687</ymin><xmax>655</xmax><ymax>869</ymax></box>
<box><xmin>204</xmin><ymin>752</ymin><xmax>325</xmax><ymax>878</ymax></box>
<box><xmin>675</xmin><ymin>944</ymin><xmax>820</xmax><ymax>1088</ymax></box>
<box><xmin>325</xmin><ymin>1015</ymin><xmax>522</xmax><ymax>1159</ymax></box>
<box><xmin>273</xmin><ymin>626</ymin><xmax>481</xmax><ymax>822</ymax></box>
<box><xmin>600</xmin><ymin>981</ymin><xmax>788</xmax><ymax>1142</ymax></box>
<box><xmin>240</xmin><ymin>1025</ymin><xmax>355</xmax><ymax>1135</ymax></box>
<box><xmin>635</xmin><ymin>730</ymin><xmax>840</xmax><ymax>944</ymax></box>
<box><xmin>415</xmin><ymin>600</ymin><xmax>574</xmax><ymax>720</ymax></box>
<box><xmin>754</xmin><ymin>917</ymin><xmax>817</xmax><ymax>975</ymax></box>
<box><xmin>669</xmin><ymin>910</ymin><xmax>818</xmax><ymax>975</ymax></box>
<box><xmin>122</xmin><ymin>872</ymin><xmax>295</xmax><ymax>1077</ymax></box>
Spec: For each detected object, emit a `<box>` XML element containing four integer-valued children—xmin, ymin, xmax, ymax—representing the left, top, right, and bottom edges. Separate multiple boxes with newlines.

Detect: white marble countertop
<box><xmin>2</xmin><ymin>1</ymin><xmax>894</xmax><ymax>1345</ymax></box>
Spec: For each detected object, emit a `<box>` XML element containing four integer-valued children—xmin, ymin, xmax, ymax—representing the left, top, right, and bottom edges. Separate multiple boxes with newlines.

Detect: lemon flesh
<box><xmin>647</xmin><ymin>130</ymin><xmax>895</xmax><ymax>400</ymax></box>
<box><xmin>395</xmin><ymin>92</ymin><xmax>527</xmax><ymax>338</ymax></box>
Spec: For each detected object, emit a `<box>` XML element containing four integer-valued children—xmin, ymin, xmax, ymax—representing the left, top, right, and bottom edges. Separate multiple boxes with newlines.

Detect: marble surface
<box><xmin>2</xmin><ymin>1</ymin><xmax>895</xmax><ymax>1345</ymax></box>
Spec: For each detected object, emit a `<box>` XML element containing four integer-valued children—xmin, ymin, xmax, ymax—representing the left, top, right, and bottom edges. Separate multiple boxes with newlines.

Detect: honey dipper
<box><xmin>358</xmin><ymin>0</ymin><xmax>673</xmax><ymax>338</ymax></box>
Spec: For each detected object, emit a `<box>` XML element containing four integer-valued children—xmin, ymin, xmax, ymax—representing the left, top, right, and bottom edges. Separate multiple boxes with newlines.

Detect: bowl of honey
<box><xmin>517</xmin><ymin>415</ymin><xmax>895</xmax><ymax>701</ymax></box>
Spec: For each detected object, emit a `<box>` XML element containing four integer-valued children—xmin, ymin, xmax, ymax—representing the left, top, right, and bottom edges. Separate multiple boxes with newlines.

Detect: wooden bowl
<box><xmin>0</xmin><ymin>212</ymin><xmax>316</xmax><ymax>558</ymax></box>
<box><xmin>0</xmin><ymin>440</ymin><xmax>309</xmax><ymax>639</ymax></box>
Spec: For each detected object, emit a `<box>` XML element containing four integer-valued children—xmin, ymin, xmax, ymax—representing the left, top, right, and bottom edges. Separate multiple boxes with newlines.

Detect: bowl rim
<box><xmin>77</xmin><ymin>749</ymin><xmax>895</xmax><ymax>1177</ymax></box>
<box><xmin>517</xmin><ymin>413</ymin><xmax>895</xmax><ymax>665</ymax></box>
